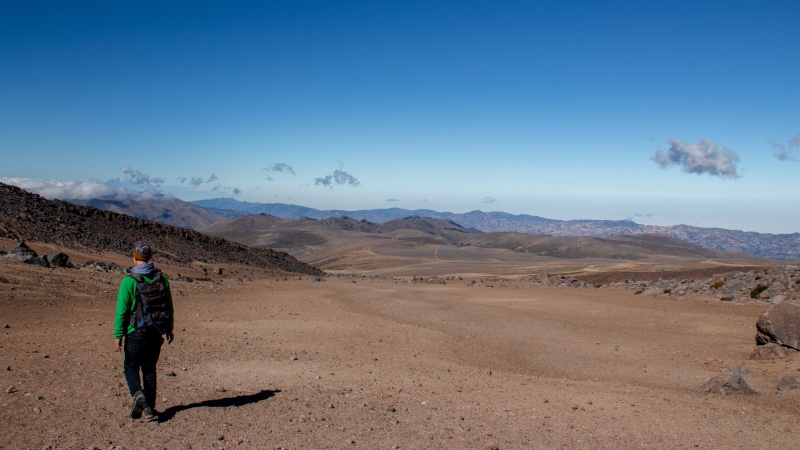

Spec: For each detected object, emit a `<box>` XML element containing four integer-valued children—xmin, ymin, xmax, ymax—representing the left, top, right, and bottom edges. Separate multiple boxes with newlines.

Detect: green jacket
<box><xmin>114</xmin><ymin>271</ymin><xmax>174</xmax><ymax>338</ymax></box>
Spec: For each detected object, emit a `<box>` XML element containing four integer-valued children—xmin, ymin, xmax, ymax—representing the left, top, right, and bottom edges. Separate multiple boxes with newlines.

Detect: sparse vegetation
<box><xmin>710</xmin><ymin>280</ymin><xmax>725</xmax><ymax>289</ymax></box>
<box><xmin>634</xmin><ymin>289</ymin><xmax>643</xmax><ymax>295</ymax></box>
<box><xmin>663</xmin><ymin>288</ymin><xmax>672</xmax><ymax>294</ymax></box>
<box><xmin>750</xmin><ymin>284</ymin><xmax>768</xmax><ymax>299</ymax></box>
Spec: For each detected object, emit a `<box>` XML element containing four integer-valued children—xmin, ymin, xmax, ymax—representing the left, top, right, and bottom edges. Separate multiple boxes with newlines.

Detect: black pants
<box><xmin>123</xmin><ymin>329</ymin><xmax>163</xmax><ymax>409</ymax></box>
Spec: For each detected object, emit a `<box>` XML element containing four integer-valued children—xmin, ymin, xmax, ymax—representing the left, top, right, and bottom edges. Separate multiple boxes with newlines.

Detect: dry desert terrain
<box><xmin>1</xmin><ymin>243</ymin><xmax>798</xmax><ymax>449</ymax></box>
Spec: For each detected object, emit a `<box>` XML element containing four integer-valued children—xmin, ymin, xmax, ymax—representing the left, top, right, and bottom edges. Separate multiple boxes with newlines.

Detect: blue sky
<box><xmin>1</xmin><ymin>1</ymin><xmax>798</xmax><ymax>233</ymax></box>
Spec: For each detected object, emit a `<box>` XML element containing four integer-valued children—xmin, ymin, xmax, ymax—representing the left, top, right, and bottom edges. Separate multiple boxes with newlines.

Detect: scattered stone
<box><xmin>6</xmin><ymin>385</ymin><xmax>15</xmax><ymax>393</ymax></box>
<box><xmin>755</xmin><ymin>300</ymin><xmax>800</xmax><ymax>351</ymax></box>
<box><xmin>163</xmin><ymin>370</ymin><xmax>176</xmax><ymax>377</ymax></box>
<box><xmin>777</xmin><ymin>376</ymin><xmax>800</xmax><ymax>391</ymax></box>
<box><xmin>729</xmin><ymin>365</ymin><xmax>750</xmax><ymax>375</ymax></box>
<box><xmin>700</xmin><ymin>367</ymin><xmax>756</xmax><ymax>395</ymax></box>
<box><xmin>47</xmin><ymin>252</ymin><xmax>70</xmax><ymax>268</ymax></box>
<box><xmin>750</xmin><ymin>343</ymin><xmax>790</xmax><ymax>360</ymax></box>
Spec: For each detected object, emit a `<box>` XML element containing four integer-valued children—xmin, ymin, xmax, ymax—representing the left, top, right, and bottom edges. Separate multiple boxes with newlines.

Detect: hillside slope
<box><xmin>70</xmin><ymin>195</ymin><xmax>225</xmax><ymax>229</ymax></box>
<box><xmin>191</xmin><ymin>198</ymin><xmax>800</xmax><ymax>260</ymax></box>
<box><xmin>200</xmin><ymin>213</ymin><xmax>771</xmax><ymax>277</ymax></box>
<box><xmin>0</xmin><ymin>183</ymin><xmax>323</xmax><ymax>275</ymax></box>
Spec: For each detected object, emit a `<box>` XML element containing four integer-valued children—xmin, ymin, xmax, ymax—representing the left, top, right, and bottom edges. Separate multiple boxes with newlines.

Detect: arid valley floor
<box><xmin>1</xmin><ymin>240</ymin><xmax>799</xmax><ymax>449</ymax></box>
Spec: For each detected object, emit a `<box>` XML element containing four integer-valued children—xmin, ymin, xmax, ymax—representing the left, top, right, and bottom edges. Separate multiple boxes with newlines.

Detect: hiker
<box><xmin>113</xmin><ymin>241</ymin><xmax>175</xmax><ymax>421</ymax></box>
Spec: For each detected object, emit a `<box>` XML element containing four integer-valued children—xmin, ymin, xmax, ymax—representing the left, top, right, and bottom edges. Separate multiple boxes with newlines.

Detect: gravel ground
<box><xmin>1</xmin><ymin>254</ymin><xmax>799</xmax><ymax>449</ymax></box>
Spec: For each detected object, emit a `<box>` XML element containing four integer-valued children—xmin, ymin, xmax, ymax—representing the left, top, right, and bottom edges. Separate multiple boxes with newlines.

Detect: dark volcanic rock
<box><xmin>47</xmin><ymin>252</ymin><xmax>70</xmax><ymax>268</ymax></box>
<box><xmin>700</xmin><ymin>367</ymin><xmax>756</xmax><ymax>395</ymax></box>
<box><xmin>755</xmin><ymin>301</ymin><xmax>800</xmax><ymax>350</ymax></box>
<box><xmin>5</xmin><ymin>241</ymin><xmax>39</xmax><ymax>265</ymax></box>
<box><xmin>0</xmin><ymin>183</ymin><xmax>323</xmax><ymax>276</ymax></box>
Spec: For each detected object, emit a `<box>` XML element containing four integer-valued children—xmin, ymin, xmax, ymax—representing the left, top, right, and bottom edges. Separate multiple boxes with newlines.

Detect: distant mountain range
<box><xmin>191</xmin><ymin>198</ymin><xmax>800</xmax><ymax>260</ymax></box>
<box><xmin>201</xmin><ymin>213</ymin><xmax>762</xmax><ymax>267</ymax></box>
<box><xmin>71</xmin><ymin>196</ymin><xmax>222</xmax><ymax>229</ymax></box>
<box><xmin>53</xmin><ymin>194</ymin><xmax>799</xmax><ymax>261</ymax></box>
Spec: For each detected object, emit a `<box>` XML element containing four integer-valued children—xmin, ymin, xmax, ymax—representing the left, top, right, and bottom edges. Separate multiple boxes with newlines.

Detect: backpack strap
<box><xmin>126</xmin><ymin>273</ymin><xmax>144</xmax><ymax>282</ymax></box>
<box><xmin>126</xmin><ymin>273</ymin><xmax>148</xmax><ymax>329</ymax></box>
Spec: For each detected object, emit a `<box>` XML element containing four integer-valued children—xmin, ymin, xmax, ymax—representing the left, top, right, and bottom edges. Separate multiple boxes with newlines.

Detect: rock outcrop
<box><xmin>755</xmin><ymin>301</ymin><xmax>800</xmax><ymax>350</ymax></box>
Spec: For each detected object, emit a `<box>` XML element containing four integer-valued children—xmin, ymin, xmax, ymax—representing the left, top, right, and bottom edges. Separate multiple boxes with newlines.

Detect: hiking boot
<box><xmin>143</xmin><ymin>407</ymin><xmax>159</xmax><ymax>422</ymax></box>
<box><xmin>130</xmin><ymin>391</ymin><xmax>146</xmax><ymax>419</ymax></box>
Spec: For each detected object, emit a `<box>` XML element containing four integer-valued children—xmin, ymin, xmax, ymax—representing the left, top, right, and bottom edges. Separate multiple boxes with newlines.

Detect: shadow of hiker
<box><xmin>158</xmin><ymin>389</ymin><xmax>280</xmax><ymax>422</ymax></box>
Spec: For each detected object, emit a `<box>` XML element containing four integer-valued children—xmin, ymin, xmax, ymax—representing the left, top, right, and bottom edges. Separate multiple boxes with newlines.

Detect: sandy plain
<box><xmin>0</xmin><ymin>241</ymin><xmax>798</xmax><ymax>449</ymax></box>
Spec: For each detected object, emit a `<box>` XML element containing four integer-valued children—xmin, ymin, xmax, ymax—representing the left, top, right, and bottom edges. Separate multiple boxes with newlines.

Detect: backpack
<box><xmin>127</xmin><ymin>270</ymin><xmax>171</xmax><ymax>332</ymax></box>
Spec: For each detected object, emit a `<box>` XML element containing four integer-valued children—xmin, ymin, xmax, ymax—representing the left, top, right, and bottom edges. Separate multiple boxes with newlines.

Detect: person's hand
<box><xmin>114</xmin><ymin>338</ymin><xmax>122</xmax><ymax>353</ymax></box>
<box><xmin>166</xmin><ymin>331</ymin><xmax>175</xmax><ymax>344</ymax></box>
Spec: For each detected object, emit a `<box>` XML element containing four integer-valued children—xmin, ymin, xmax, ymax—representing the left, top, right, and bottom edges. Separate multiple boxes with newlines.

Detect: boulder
<box><xmin>699</xmin><ymin>367</ymin><xmax>756</xmax><ymax>395</ymax></box>
<box><xmin>47</xmin><ymin>253</ymin><xmax>70</xmax><ymax>268</ymax></box>
<box><xmin>777</xmin><ymin>376</ymin><xmax>800</xmax><ymax>391</ymax></box>
<box><xmin>755</xmin><ymin>300</ymin><xmax>800</xmax><ymax>350</ymax></box>
<box><xmin>749</xmin><ymin>343</ymin><xmax>790</xmax><ymax>360</ymax></box>
<box><xmin>5</xmin><ymin>241</ymin><xmax>38</xmax><ymax>264</ymax></box>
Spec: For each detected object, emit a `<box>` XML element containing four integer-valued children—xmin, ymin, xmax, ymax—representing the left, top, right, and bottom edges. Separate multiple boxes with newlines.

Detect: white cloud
<box><xmin>314</xmin><ymin>168</ymin><xmax>361</xmax><ymax>188</ymax></box>
<box><xmin>772</xmin><ymin>134</ymin><xmax>799</xmax><ymax>162</ymax></box>
<box><xmin>652</xmin><ymin>138</ymin><xmax>740</xmax><ymax>178</ymax></box>
<box><xmin>264</xmin><ymin>163</ymin><xmax>296</xmax><ymax>181</ymax></box>
<box><xmin>121</xmin><ymin>167</ymin><xmax>165</xmax><ymax>185</ymax></box>
<box><xmin>0</xmin><ymin>177</ymin><xmax>158</xmax><ymax>200</ymax></box>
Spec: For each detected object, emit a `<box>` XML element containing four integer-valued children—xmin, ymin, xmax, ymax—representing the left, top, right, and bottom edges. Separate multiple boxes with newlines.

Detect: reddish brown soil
<box><xmin>1</xmin><ymin>250</ymin><xmax>798</xmax><ymax>449</ymax></box>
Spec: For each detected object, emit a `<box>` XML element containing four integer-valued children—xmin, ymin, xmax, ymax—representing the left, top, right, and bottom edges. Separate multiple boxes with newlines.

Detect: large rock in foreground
<box><xmin>756</xmin><ymin>301</ymin><xmax>800</xmax><ymax>351</ymax></box>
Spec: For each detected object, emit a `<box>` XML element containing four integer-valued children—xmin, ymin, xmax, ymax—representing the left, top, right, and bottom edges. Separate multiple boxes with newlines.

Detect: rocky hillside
<box><xmin>0</xmin><ymin>183</ymin><xmax>323</xmax><ymax>276</ymax></box>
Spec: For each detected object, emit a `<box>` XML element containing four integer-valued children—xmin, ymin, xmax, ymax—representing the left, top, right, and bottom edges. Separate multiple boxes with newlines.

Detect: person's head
<box><xmin>131</xmin><ymin>241</ymin><xmax>153</xmax><ymax>264</ymax></box>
